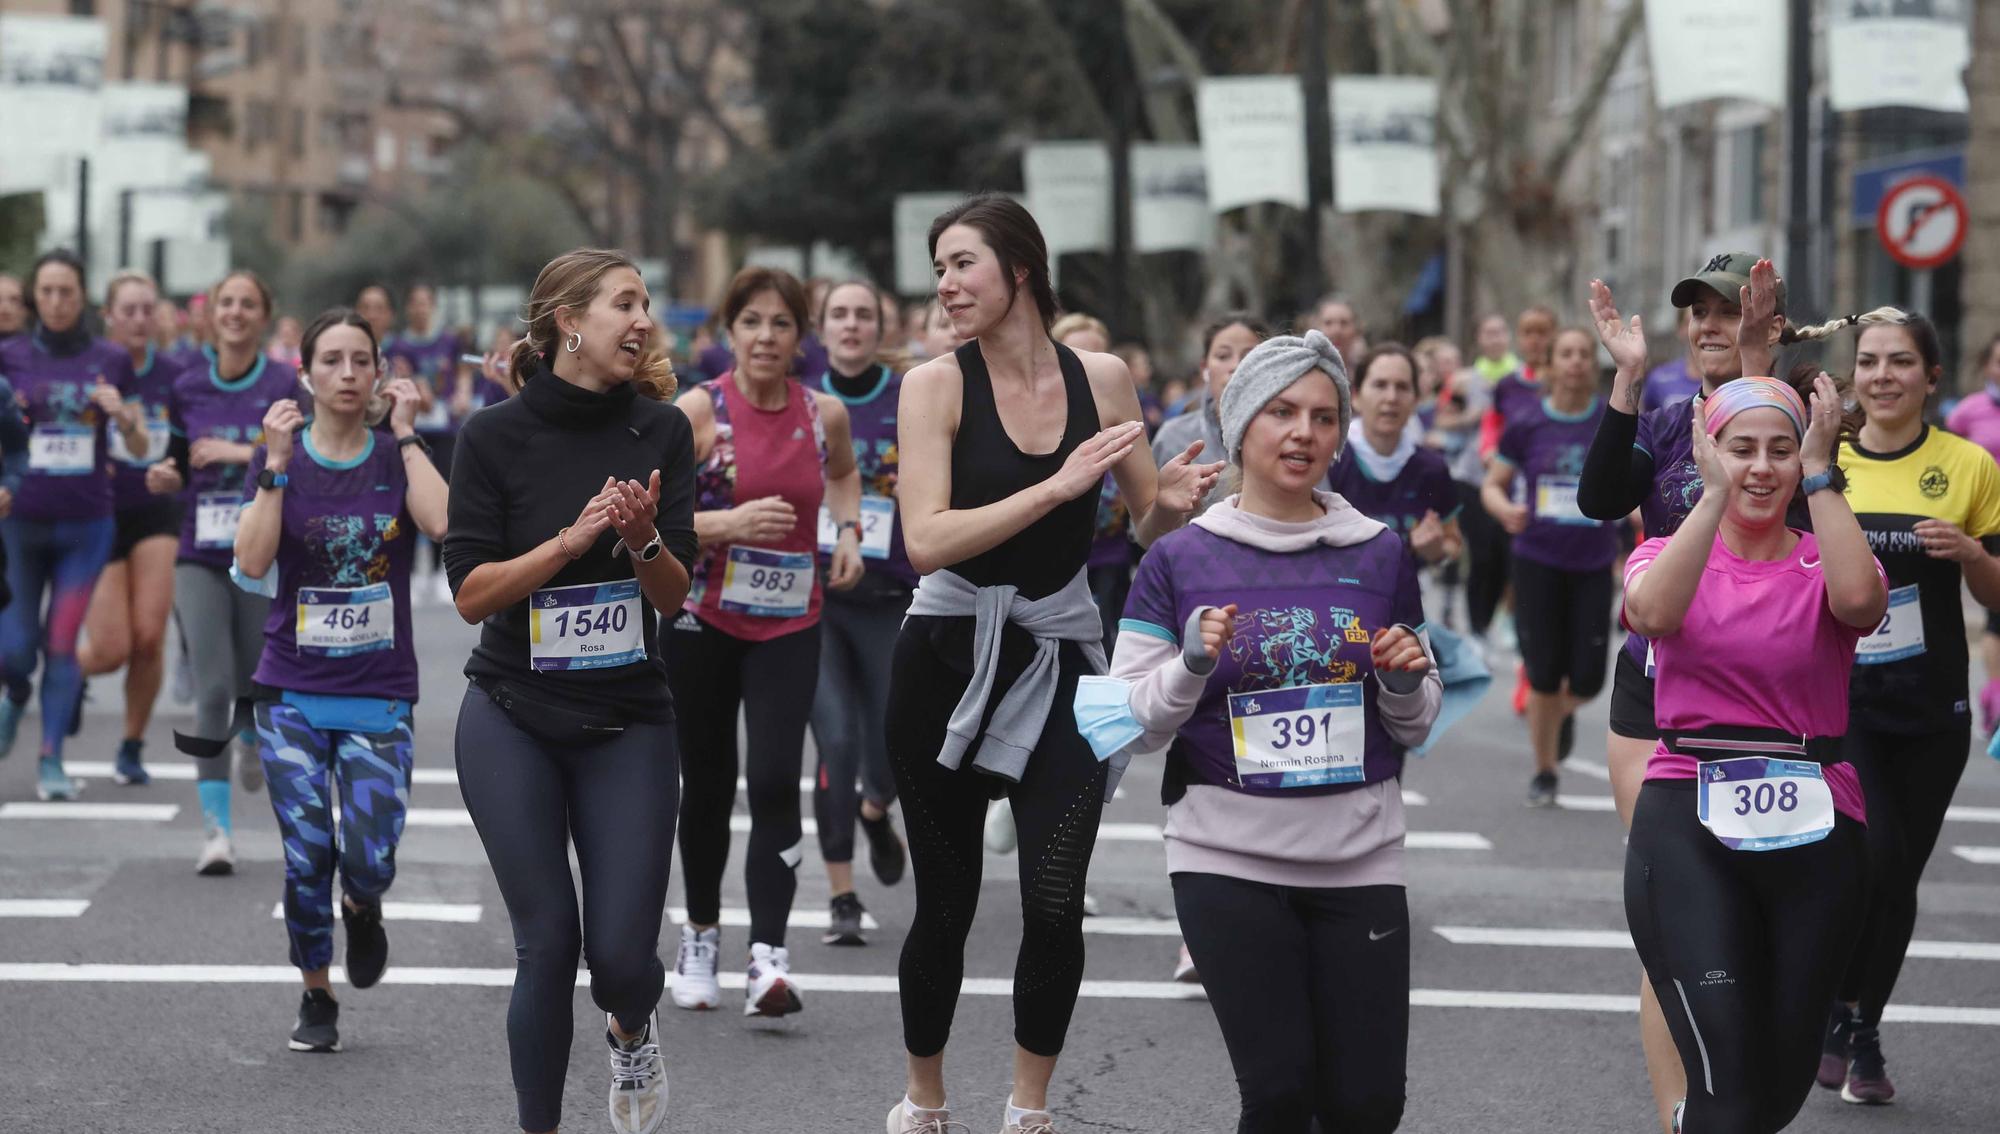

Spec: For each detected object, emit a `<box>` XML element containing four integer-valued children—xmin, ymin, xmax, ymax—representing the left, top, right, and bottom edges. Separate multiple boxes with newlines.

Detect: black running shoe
<box><xmin>1557</xmin><ymin>714</ymin><xmax>1576</xmax><ymax>762</ymax></box>
<box><xmin>822</xmin><ymin>892</ymin><xmax>867</xmax><ymax>947</ymax></box>
<box><xmin>289</xmin><ymin>989</ymin><xmax>341</xmax><ymax>1053</ymax></box>
<box><xmin>1526</xmin><ymin>771</ymin><xmax>1558</xmax><ymax>809</ymax></box>
<box><xmin>343</xmin><ymin>899</ymin><xmax>389</xmax><ymax>990</ymax></box>
<box><xmin>1843</xmin><ymin>1023</ymin><xmax>1896</xmax><ymax>1105</ymax></box>
<box><xmin>859</xmin><ymin>804</ymin><xmax>907</xmax><ymax>886</ymax></box>
<box><xmin>1818</xmin><ymin>1001</ymin><xmax>1854</xmax><ymax>1089</ymax></box>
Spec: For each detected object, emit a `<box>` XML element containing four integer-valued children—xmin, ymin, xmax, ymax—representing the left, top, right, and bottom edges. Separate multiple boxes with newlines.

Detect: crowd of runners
<box><xmin>0</xmin><ymin>190</ymin><xmax>1993</xmax><ymax>1134</ymax></box>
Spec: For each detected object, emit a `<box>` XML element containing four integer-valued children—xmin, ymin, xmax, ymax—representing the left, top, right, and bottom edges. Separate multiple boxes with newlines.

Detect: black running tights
<box><xmin>1838</xmin><ymin>724</ymin><xmax>1970</xmax><ymax>1024</ymax></box>
<box><xmin>885</xmin><ymin>621</ymin><xmax>1107</xmax><ymax>1058</ymax></box>
<box><xmin>669</xmin><ymin>617</ymin><xmax>819</xmax><ymax>948</ymax></box>
<box><xmin>1173</xmin><ymin>872</ymin><xmax>1409</xmax><ymax>1134</ymax></box>
<box><xmin>1625</xmin><ymin>781</ymin><xmax>1863</xmax><ymax>1134</ymax></box>
<box><xmin>455</xmin><ymin>686</ymin><xmax>679</xmax><ymax>1134</ymax></box>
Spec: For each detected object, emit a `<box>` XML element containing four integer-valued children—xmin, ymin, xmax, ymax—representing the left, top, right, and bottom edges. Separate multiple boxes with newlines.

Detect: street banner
<box><xmin>1331</xmin><ymin>76</ymin><xmax>1439</xmax><ymax>216</ymax></box>
<box><xmin>0</xmin><ymin>14</ymin><xmax>106</xmax><ymax>161</ymax></box>
<box><xmin>1024</xmin><ymin>141</ymin><xmax>1111</xmax><ymax>255</ymax></box>
<box><xmin>1196</xmin><ymin>76</ymin><xmax>1309</xmax><ymax>213</ymax></box>
<box><xmin>1130</xmin><ymin>143</ymin><xmax>1212</xmax><ymax>252</ymax></box>
<box><xmin>1828</xmin><ymin>1</ymin><xmax>1970</xmax><ymax>113</ymax></box>
<box><xmin>98</xmin><ymin>83</ymin><xmax>192</xmax><ymax>191</ymax></box>
<box><xmin>1643</xmin><ymin>0</ymin><xmax>1786</xmax><ymax>110</ymax></box>
<box><xmin>894</xmin><ymin>192</ymin><xmax>966</xmax><ymax>297</ymax></box>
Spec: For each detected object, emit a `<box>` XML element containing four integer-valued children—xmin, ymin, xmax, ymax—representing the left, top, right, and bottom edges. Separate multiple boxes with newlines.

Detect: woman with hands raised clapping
<box><xmin>1110</xmin><ymin>328</ymin><xmax>1439</xmax><ymax>1134</ymax></box>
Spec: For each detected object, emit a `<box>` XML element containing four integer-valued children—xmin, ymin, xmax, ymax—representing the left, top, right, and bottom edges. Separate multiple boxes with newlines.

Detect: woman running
<box><xmin>1943</xmin><ymin>333</ymin><xmax>2000</xmax><ymax>731</ymax></box>
<box><xmin>1051</xmin><ymin>314</ymin><xmax>1134</xmax><ymax>652</ymax></box>
<box><xmin>807</xmin><ymin>279</ymin><xmax>912</xmax><ymax>948</ymax></box>
<box><xmin>156</xmin><ymin>270</ymin><xmax>298</xmax><ymax>873</ymax></box>
<box><xmin>883</xmin><ymin>194</ymin><xmax>1219</xmax><ymax>1134</ymax></box>
<box><xmin>80</xmin><ymin>271</ymin><xmax>184</xmax><ymax>786</ymax></box>
<box><xmin>1621</xmin><ymin>374</ymin><xmax>1883</xmax><ymax>1134</ymax></box>
<box><xmin>1328</xmin><ymin>343</ymin><xmax>1463</xmax><ymax>567</ymax></box>
<box><xmin>0</xmin><ymin>273</ymin><xmax>26</xmax><ymax>341</ymax></box>
<box><xmin>233</xmin><ymin>307</ymin><xmax>447</xmax><ymax>1052</ymax></box>
<box><xmin>1581</xmin><ymin>253</ymin><xmax>1783</xmax><ymax>1132</ymax></box>
<box><xmin>385</xmin><ymin>283</ymin><xmax>466</xmax><ymax>604</ymax></box>
<box><xmin>1153</xmin><ymin>314</ymin><xmax>1269</xmax><ymax>519</ymax></box>
<box><xmin>668</xmin><ymin>265</ymin><xmax>863</xmax><ymax>1017</ymax></box>
<box><xmin>1811</xmin><ymin>309</ymin><xmax>2000</xmax><ymax>1105</ymax></box>
<box><xmin>448</xmin><ymin>248</ymin><xmax>695</xmax><ymax>1134</ymax></box>
<box><xmin>1112</xmin><ymin>329</ymin><xmax>1439</xmax><ymax>1133</ymax></box>
<box><xmin>1482</xmin><ymin>327</ymin><xmax>1618</xmax><ymax>808</ymax></box>
<box><xmin>0</xmin><ymin>250</ymin><xmax>148</xmax><ymax>800</ymax></box>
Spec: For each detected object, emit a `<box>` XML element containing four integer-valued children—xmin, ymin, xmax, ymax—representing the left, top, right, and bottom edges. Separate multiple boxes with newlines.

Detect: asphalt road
<box><xmin>3</xmin><ymin>593</ymin><xmax>1997</xmax><ymax>1133</ymax></box>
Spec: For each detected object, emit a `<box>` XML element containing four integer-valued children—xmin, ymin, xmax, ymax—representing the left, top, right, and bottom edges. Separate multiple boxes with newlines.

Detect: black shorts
<box><xmin>1608</xmin><ymin>646</ymin><xmax>1658</xmax><ymax>740</ymax></box>
<box><xmin>1511</xmin><ymin>555</ymin><xmax>1612</xmax><ymax>699</ymax></box>
<box><xmin>110</xmin><ymin>496</ymin><xmax>184</xmax><ymax>562</ymax></box>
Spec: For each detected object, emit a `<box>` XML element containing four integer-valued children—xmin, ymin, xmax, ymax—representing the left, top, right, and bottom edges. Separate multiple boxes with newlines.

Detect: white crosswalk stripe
<box><xmin>1432</xmin><ymin>924</ymin><xmax>2000</xmax><ymax>961</ymax></box>
<box><xmin>0</xmin><ymin>802</ymin><xmax>180</xmax><ymax>821</ymax></box>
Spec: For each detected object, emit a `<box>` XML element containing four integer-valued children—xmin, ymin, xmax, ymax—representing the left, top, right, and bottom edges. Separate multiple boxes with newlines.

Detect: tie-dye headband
<box><xmin>1704</xmin><ymin>376</ymin><xmax>1806</xmax><ymax>440</ymax></box>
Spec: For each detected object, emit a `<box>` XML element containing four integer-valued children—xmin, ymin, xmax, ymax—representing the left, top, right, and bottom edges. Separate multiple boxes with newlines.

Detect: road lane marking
<box><xmin>270</xmin><ymin>901</ymin><xmax>483</xmax><ymax>923</ymax></box>
<box><xmin>667</xmin><ymin>906</ymin><xmax>881</xmax><ymax>931</ymax></box>
<box><xmin>1566</xmin><ymin>759</ymin><xmax>1613</xmax><ymax>782</ymax></box>
<box><xmin>1556</xmin><ymin>794</ymin><xmax>1618</xmax><ymax>812</ymax></box>
<box><xmin>1953</xmin><ymin>846</ymin><xmax>2000</xmax><ymax>865</ymax></box>
<box><xmin>1434</xmin><ymin>925</ymin><xmax>2000</xmax><ymax>961</ymax></box>
<box><xmin>0</xmin><ymin>963</ymin><xmax>1994</xmax><ymax>1023</ymax></box>
<box><xmin>1948</xmin><ymin>806</ymin><xmax>2000</xmax><ymax>824</ymax></box>
<box><xmin>63</xmin><ymin>762</ymin><xmax>461</xmax><ymax>787</ymax></box>
<box><xmin>0</xmin><ymin>899</ymin><xmax>89</xmax><ymax>917</ymax></box>
<box><xmin>0</xmin><ymin>803</ymin><xmax>180</xmax><ymax>821</ymax></box>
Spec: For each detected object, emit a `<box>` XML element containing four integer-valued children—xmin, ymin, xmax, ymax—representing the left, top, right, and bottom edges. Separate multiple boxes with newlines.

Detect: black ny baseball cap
<box><xmin>1670</xmin><ymin>251</ymin><xmax>1787</xmax><ymax>313</ymax></box>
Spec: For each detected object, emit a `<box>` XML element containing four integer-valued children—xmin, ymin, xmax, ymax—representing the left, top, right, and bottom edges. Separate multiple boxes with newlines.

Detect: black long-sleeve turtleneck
<box><xmin>445</xmin><ymin>368</ymin><xmax>698</xmax><ymax>720</ymax></box>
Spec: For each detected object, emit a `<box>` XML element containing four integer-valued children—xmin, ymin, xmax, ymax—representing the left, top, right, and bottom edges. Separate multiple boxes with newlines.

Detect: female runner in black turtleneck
<box><xmin>446</xmin><ymin>248</ymin><xmax>697</xmax><ymax>1134</ymax></box>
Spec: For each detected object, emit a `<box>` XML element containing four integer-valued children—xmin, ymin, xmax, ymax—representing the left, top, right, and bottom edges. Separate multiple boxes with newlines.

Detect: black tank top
<box><xmin>946</xmin><ymin>339</ymin><xmax>1099</xmax><ymax>599</ymax></box>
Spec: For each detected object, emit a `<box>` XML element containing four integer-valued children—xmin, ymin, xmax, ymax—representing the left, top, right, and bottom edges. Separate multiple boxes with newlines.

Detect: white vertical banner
<box><xmin>96</xmin><ymin>83</ymin><xmax>191</xmax><ymax>191</ymax></box>
<box><xmin>0</xmin><ymin>15</ymin><xmax>107</xmax><ymax>161</ymax></box>
<box><xmin>1195</xmin><ymin>76</ymin><xmax>1309</xmax><ymax>213</ymax></box>
<box><xmin>1827</xmin><ymin>2</ymin><xmax>1970</xmax><ymax>113</ymax></box>
<box><xmin>1330</xmin><ymin>76</ymin><xmax>1440</xmax><ymax>216</ymax></box>
<box><xmin>1129</xmin><ymin>143</ymin><xmax>1212</xmax><ymax>252</ymax></box>
<box><xmin>1643</xmin><ymin>0</ymin><xmax>1786</xmax><ymax>110</ymax></box>
<box><xmin>893</xmin><ymin>192</ymin><xmax>966</xmax><ymax>297</ymax></box>
<box><xmin>1023</xmin><ymin>141</ymin><xmax>1111</xmax><ymax>256</ymax></box>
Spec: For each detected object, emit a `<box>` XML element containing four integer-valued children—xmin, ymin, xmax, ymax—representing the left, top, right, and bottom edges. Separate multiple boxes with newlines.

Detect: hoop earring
<box><xmin>564</xmin><ymin>331</ymin><xmax>582</xmax><ymax>353</ymax></box>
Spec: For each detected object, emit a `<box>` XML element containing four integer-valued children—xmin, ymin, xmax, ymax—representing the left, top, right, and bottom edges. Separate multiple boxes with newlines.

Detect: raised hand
<box><xmin>385</xmin><ymin>378</ymin><xmax>424</xmax><ymax>434</ymax></box>
<box><xmin>1737</xmin><ymin>259</ymin><xmax>1781</xmax><ymax>377</ymax></box>
<box><xmin>1588</xmin><ymin>279</ymin><xmax>1649</xmax><ymax>372</ymax></box>
<box><xmin>1048</xmin><ymin>421</ymin><xmax>1144</xmax><ymax>502</ymax></box>
<box><xmin>1371</xmin><ymin>625</ymin><xmax>1430</xmax><ymax>674</ymax></box>
<box><xmin>731</xmin><ymin>495</ymin><xmax>797</xmax><ymax>546</ymax></box>
<box><xmin>1157</xmin><ymin>438</ymin><xmax>1225</xmax><ymax>514</ymax></box>
<box><xmin>257</xmin><ymin>399</ymin><xmax>306</xmax><ymax>472</ymax></box>
<box><xmin>1800</xmin><ymin>371</ymin><xmax>1841</xmax><ymax>476</ymax></box>
<box><xmin>1408</xmin><ymin>509</ymin><xmax>1447</xmax><ymax>561</ymax></box>
<box><xmin>607</xmin><ymin>470</ymin><xmax>662</xmax><ymax>551</ymax></box>
<box><xmin>1196</xmin><ymin>603</ymin><xmax>1238</xmax><ymax>659</ymax></box>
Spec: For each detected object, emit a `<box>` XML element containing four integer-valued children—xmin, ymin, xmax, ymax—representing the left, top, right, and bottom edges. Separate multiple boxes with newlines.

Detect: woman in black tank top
<box><xmin>881</xmin><ymin>195</ymin><xmax>1221</xmax><ymax>1134</ymax></box>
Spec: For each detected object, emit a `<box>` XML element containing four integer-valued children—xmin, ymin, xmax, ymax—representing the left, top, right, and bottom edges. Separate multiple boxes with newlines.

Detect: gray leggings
<box><xmin>172</xmin><ymin>562</ymin><xmax>268</xmax><ymax>782</ymax></box>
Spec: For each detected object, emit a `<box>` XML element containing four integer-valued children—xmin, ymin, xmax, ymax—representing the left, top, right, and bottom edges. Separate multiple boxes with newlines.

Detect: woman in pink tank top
<box><xmin>665</xmin><ymin>266</ymin><xmax>864</xmax><ymax>1019</ymax></box>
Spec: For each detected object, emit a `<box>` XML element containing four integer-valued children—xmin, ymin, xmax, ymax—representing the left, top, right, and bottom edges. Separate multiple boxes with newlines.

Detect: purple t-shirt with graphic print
<box><xmin>1121</xmin><ymin>523</ymin><xmax>1425</xmax><ymax>797</ymax></box>
<box><xmin>1324</xmin><ymin>445</ymin><xmax>1461</xmax><ymax>539</ymax></box>
<box><xmin>112</xmin><ymin>346</ymin><xmax>189</xmax><ymax>511</ymax></box>
<box><xmin>818</xmin><ymin>365</ymin><xmax>917</xmax><ymax>587</ymax></box>
<box><xmin>0</xmin><ymin>332</ymin><xmax>136</xmax><ymax>522</ymax></box>
<box><xmin>169</xmin><ymin>352</ymin><xmax>300</xmax><ymax>568</ymax></box>
<box><xmin>246</xmin><ymin>430</ymin><xmax>418</xmax><ymax>701</ymax></box>
<box><xmin>386</xmin><ymin>330</ymin><xmax>463</xmax><ymax>435</ymax></box>
<box><xmin>1495</xmin><ymin>397</ymin><xmax>1618</xmax><ymax>571</ymax></box>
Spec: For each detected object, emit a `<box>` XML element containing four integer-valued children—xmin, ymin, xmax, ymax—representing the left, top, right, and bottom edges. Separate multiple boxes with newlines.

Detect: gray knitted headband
<box><xmin>1218</xmin><ymin>328</ymin><xmax>1352</xmax><ymax>463</ymax></box>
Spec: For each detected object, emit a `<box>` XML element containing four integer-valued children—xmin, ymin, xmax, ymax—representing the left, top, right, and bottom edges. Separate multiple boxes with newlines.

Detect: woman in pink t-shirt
<box><xmin>1619</xmin><ymin>374</ymin><xmax>1886</xmax><ymax>1134</ymax></box>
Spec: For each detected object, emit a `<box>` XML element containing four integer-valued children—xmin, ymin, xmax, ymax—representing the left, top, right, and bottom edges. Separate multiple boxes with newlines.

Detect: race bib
<box><xmin>194</xmin><ymin>492</ymin><xmax>242</xmax><ymax>549</ymax></box>
<box><xmin>28</xmin><ymin>424</ymin><xmax>93</xmax><ymax>475</ymax></box>
<box><xmin>108</xmin><ymin>419</ymin><xmax>170</xmax><ymax>465</ymax></box>
<box><xmin>1696</xmin><ymin>757</ymin><xmax>1835</xmax><ymax>851</ymax></box>
<box><xmin>719</xmin><ymin>547</ymin><xmax>813</xmax><ymax>617</ymax></box>
<box><xmin>816</xmin><ymin>495</ymin><xmax>896</xmax><ymax>559</ymax></box>
<box><xmin>1533</xmin><ymin>475</ymin><xmax>1589</xmax><ymax>524</ymax></box>
<box><xmin>295</xmin><ymin>582</ymin><xmax>394</xmax><ymax>657</ymax></box>
<box><xmin>529</xmin><ymin>580</ymin><xmax>644</xmax><ymax>671</ymax></box>
<box><xmin>1227</xmin><ymin>682</ymin><xmax>1366</xmax><ymax>789</ymax></box>
<box><xmin>1856</xmin><ymin>584</ymin><xmax>1923</xmax><ymax>665</ymax></box>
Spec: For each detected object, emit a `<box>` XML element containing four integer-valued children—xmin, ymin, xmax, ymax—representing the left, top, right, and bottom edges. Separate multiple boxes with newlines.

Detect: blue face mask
<box><xmin>1072</xmin><ymin>675</ymin><xmax>1144</xmax><ymax>762</ymax></box>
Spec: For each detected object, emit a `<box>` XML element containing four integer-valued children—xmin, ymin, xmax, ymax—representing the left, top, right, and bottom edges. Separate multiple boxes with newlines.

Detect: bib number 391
<box><xmin>1227</xmin><ymin>682</ymin><xmax>1366</xmax><ymax>789</ymax></box>
<box><xmin>1696</xmin><ymin>757</ymin><xmax>1835</xmax><ymax>851</ymax></box>
<box><xmin>529</xmin><ymin>580</ymin><xmax>645</xmax><ymax>671</ymax></box>
<box><xmin>295</xmin><ymin>583</ymin><xmax>395</xmax><ymax>657</ymax></box>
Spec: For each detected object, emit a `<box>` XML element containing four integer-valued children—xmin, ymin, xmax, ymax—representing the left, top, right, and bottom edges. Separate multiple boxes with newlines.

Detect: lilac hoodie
<box><xmin>1111</xmin><ymin>490</ymin><xmax>1441</xmax><ymax>889</ymax></box>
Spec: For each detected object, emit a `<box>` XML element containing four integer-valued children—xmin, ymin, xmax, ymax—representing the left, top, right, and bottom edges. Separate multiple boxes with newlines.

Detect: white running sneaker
<box><xmin>1001</xmin><ymin>1110</ymin><xmax>1059</xmax><ymax>1134</ymax></box>
<box><xmin>1172</xmin><ymin>943</ymin><xmax>1199</xmax><ymax>983</ymax></box>
<box><xmin>983</xmin><ymin>799</ymin><xmax>1017</xmax><ymax>854</ymax></box>
<box><xmin>606</xmin><ymin>1010</ymin><xmax>668</xmax><ymax>1134</ymax></box>
<box><xmin>888</xmin><ymin>1100</ymin><xmax>971</xmax><ymax>1133</ymax></box>
<box><xmin>670</xmin><ymin>925</ymin><xmax>720</xmax><ymax>1010</ymax></box>
<box><xmin>744</xmin><ymin>942</ymin><xmax>802</xmax><ymax>1018</ymax></box>
<box><xmin>233</xmin><ymin>732</ymin><xmax>264</xmax><ymax>794</ymax></box>
<box><xmin>196</xmin><ymin>823</ymin><xmax>236</xmax><ymax>876</ymax></box>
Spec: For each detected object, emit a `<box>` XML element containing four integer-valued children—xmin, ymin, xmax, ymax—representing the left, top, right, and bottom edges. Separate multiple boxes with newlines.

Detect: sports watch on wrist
<box><xmin>1799</xmin><ymin>469</ymin><xmax>1835</xmax><ymax>496</ymax></box>
<box><xmin>633</xmin><ymin>532</ymin><xmax>663</xmax><ymax>562</ymax></box>
<box><xmin>256</xmin><ymin>468</ymin><xmax>288</xmax><ymax>491</ymax></box>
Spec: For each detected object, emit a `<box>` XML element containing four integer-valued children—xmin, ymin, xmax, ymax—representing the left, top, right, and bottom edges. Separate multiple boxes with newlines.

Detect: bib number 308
<box><xmin>1696</xmin><ymin>757</ymin><xmax>1835</xmax><ymax>852</ymax></box>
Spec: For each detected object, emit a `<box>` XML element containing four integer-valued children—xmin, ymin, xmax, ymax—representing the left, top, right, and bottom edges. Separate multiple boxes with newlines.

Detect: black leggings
<box><xmin>668</xmin><ymin>616</ymin><xmax>819</xmax><ymax>948</ymax></box>
<box><xmin>1838</xmin><ymin>724</ymin><xmax>1971</xmax><ymax>1024</ymax></box>
<box><xmin>454</xmin><ymin>685</ymin><xmax>679</xmax><ymax>1134</ymax></box>
<box><xmin>885</xmin><ymin>619</ymin><xmax>1107</xmax><ymax>1058</ymax></box>
<box><xmin>1173</xmin><ymin>873</ymin><xmax>1408</xmax><ymax>1134</ymax></box>
<box><xmin>1625</xmin><ymin>781</ymin><xmax>1863</xmax><ymax>1134</ymax></box>
<box><xmin>1458</xmin><ymin>480</ymin><xmax>1510</xmax><ymax>636</ymax></box>
<box><xmin>1512</xmin><ymin>555</ymin><xmax>1611</xmax><ymax>698</ymax></box>
<box><xmin>808</xmin><ymin>591</ymin><xmax>903</xmax><ymax>864</ymax></box>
